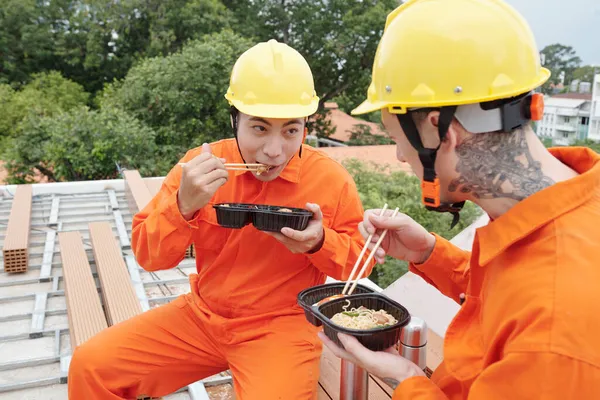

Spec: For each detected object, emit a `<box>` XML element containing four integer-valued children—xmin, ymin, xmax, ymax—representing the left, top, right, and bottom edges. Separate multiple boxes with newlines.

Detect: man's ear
<box><xmin>440</xmin><ymin>123</ymin><xmax>460</xmax><ymax>153</ymax></box>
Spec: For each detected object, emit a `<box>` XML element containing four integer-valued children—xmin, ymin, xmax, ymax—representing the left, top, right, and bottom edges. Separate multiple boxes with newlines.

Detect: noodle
<box><xmin>330</xmin><ymin>300</ymin><xmax>398</xmax><ymax>330</ymax></box>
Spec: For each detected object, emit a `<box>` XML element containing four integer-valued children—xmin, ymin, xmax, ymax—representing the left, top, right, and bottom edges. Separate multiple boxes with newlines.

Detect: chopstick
<box><xmin>342</xmin><ymin>204</ymin><xmax>388</xmax><ymax>295</ymax></box>
<box><xmin>177</xmin><ymin>162</ymin><xmax>268</xmax><ymax>172</ymax></box>
<box><xmin>345</xmin><ymin>206</ymin><xmax>400</xmax><ymax>296</ymax></box>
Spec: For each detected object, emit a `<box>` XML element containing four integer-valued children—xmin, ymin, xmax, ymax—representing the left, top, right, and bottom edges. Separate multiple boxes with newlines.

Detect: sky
<box><xmin>504</xmin><ymin>0</ymin><xmax>600</xmax><ymax>66</ymax></box>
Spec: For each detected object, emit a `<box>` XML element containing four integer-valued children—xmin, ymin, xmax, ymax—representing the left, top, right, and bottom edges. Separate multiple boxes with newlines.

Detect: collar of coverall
<box><xmin>474</xmin><ymin>147</ymin><xmax>600</xmax><ymax>267</ymax></box>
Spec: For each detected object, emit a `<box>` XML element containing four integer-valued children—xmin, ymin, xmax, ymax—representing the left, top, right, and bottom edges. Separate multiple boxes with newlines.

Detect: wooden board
<box><xmin>318</xmin><ymin>346</ymin><xmax>391</xmax><ymax>400</ymax></box>
<box><xmin>2</xmin><ymin>185</ymin><xmax>32</xmax><ymax>273</ymax></box>
<box><xmin>58</xmin><ymin>231</ymin><xmax>108</xmax><ymax>350</ymax></box>
<box><xmin>123</xmin><ymin>170</ymin><xmax>153</xmax><ymax>213</ymax></box>
<box><xmin>89</xmin><ymin>221</ymin><xmax>142</xmax><ymax>325</ymax></box>
<box><xmin>143</xmin><ymin>177</ymin><xmax>164</xmax><ymax>197</ymax></box>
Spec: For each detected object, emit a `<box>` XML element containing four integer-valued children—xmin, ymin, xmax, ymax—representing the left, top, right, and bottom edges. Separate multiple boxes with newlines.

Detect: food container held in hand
<box><xmin>297</xmin><ymin>282</ymin><xmax>375</xmax><ymax>327</ymax></box>
<box><xmin>213</xmin><ymin>203</ymin><xmax>313</xmax><ymax>232</ymax></box>
<box><xmin>308</xmin><ymin>293</ymin><xmax>411</xmax><ymax>352</ymax></box>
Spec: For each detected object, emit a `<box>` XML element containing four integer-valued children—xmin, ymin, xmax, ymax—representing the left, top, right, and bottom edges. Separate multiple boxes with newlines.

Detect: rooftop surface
<box><xmin>0</xmin><ymin>179</ymin><xmax>236</xmax><ymax>399</ymax></box>
<box><xmin>2</xmin><ymin>176</ymin><xmax>418</xmax><ymax>400</ymax></box>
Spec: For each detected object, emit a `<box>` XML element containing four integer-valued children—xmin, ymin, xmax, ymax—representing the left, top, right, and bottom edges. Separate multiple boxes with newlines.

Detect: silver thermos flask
<box><xmin>399</xmin><ymin>316</ymin><xmax>427</xmax><ymax>371</ymax></box>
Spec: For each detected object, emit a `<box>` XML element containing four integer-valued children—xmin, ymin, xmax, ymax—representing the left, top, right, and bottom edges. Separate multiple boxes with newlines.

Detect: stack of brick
<box><xmin>2</xmin><ymin>185</ymin><xmax>32</xmax><ymax>273</ymax></box>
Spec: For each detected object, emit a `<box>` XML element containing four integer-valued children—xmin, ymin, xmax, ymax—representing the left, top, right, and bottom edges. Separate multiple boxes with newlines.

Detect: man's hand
<box><xmin>264</xmin><ymin>203</ymin><xmax>325</xmax><ymax>254</ymax></box>
<box><xmin>177</xmin><ymin>143</ymin><xmax>229</xmax><ymax>220</ymax></box>
<box><xmin>318</xmin><ymin>332</ymin><xmax>425</xmax><ymax>387</ymax></box>
<box><xmin>359</xmin><ymin>209</ymin><xmax>436</xmax><ymax>264</ymax></box>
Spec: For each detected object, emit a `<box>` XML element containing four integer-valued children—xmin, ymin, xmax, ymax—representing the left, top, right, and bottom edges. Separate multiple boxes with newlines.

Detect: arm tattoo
<box><xmin>448</xmin><ymin>129</ymin><xmax>555</xmax><ymax>200</ymax></box>
<box><xmin>382</xmin><ymin>377</ymin><xmax>400</xmax><ymax>389</ymax></box>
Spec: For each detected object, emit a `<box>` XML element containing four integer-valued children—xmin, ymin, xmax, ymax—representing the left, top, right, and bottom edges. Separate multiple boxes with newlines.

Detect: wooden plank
<box><xmin>123</xmin><ymin>170</ymin><xmax>153</xmax><ymax>213</ymax></box>
<box><xmin>58</xmin><ymin>231</ymin><xmax>108</xmax><ymax>350</ymax></box>
<box><xmin>318</xmin><ymin>346</ymin><xmax>391</xmax><ymax>399</ymax></box>
<box><xmin>89</xmin><ymin>221</ymin><xmax>142</xmax><ymax>325</ymax></box>
<box><xmin>142</xmin><ymin>176</ymin><xmax>195</xmax><ymax>259</ymax></box>
<box><xmin>143</xmin><ymin>178</ymin><xmax>164</xmax><ymax>197</ymax></box>
<box><xmin>3</xmin><ymin>185</ymin><xmax>32</xmax><ymax>273</ymax></box>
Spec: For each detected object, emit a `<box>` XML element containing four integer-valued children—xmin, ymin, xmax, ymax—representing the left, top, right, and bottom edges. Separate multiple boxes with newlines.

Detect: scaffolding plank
<box><xmin>58</xmin><ymin>231</ymin><xmax>108</xmax><ymax>350</ymax></box>
<box><xmin>89</xmin><ymin>222</ymin><xmax>142</xmax><ymax>325</ymax></box>
<box><xmin>3</xmin><ymin>185</ymin><xmax>32</xmax><ymax>273</ymax></box>
<box><xmin>123</xmin><ymin>170</ymin><xmax>153</xmax><ymax>213</ymax></box>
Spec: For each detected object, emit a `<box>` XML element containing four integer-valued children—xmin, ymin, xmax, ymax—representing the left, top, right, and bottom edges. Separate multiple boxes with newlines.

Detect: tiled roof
<box><xmin>316</xmin><ymin>103</ymin><xmax>387</xmax><ymax>143</ymax></box>
<box><xmin>551</xmin><ymin>93</ymin><xmax>593</xmax><ymax>101</ymax></box>
<box><xmin>318</xmin><ymin>145</ymin><xmax>413</xmax><ymax>175</ymax></box>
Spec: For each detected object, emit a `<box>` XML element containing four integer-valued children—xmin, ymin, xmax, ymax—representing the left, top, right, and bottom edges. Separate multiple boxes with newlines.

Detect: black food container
<box><xmin>304</xmin><ymin>292</ymin><xmax>411</xmax><ymax>352</ymax></box>
<box><xmin>297</xmin><ymin>282</ymin><xmax>375</xmax><ymax>326</ymax></box>
<box><xmin>213</xmin><ymin>203</ymin><xmax>312</xmax><ymax>232</ymax></box>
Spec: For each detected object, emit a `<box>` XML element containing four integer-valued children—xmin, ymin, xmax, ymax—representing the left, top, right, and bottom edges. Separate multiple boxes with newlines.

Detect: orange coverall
<box><xmin>67</xmin><ymin>138</ymin><xmax>374</xmax><ymax>399</ymax></box>
<box><xmin>392</xmin><ymin>147</ymin><xmax>600</xmax><ymax>399</ymax></box>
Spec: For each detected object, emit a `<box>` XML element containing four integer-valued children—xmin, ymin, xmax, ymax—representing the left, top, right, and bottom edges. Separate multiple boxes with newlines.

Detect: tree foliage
<box><xmin>98</xmin><ymin>30</ymin><xmax>254</xmax><ymax>166</ymax></box>
<box><xmin>225</xmin><ymin>0</ymin><xmax>398</xmax><ymax>116</ymax></box>
<box><xmin>2</xmin><ymin>106</ymin><xmax>158</xmax><ymax>183</ymax></box>
<box><xmin>347</xmin><ymin>124</ymin><xmax>394</xmax><ymax>146</ymax></box>
<box><xmin>0</xmin><ymin>71</ymin><xmax>89</xmax><ymax>141</ymax></box>
<box><xmin>344</xmin><ymin>159</ymin><xmax>482</xmax><ymax>288</ymax></box>
<box><xmin>540</xmin><ymin>44</ymin><xmax>582</xmax><ymax>94</ymax></box>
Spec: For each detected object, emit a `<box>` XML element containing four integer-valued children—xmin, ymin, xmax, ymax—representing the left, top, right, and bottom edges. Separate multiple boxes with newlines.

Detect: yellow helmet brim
<box><xmin>228</xmin><ymin>98</ymin><xmax>319</xmax><ymax>119</ymax></box>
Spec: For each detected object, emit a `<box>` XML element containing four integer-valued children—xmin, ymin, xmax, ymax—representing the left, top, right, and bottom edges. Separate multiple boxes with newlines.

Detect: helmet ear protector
<box><xmin>397</xmin><ymin>91</ymin><xmax>544</xmax><ymax>228</ymax></box>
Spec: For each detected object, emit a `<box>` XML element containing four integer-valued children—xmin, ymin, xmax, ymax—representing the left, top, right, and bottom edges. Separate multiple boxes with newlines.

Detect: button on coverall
<box><xmin>392</xmin><ymin>147</ymin><xmax>600</xmax><ymax>399</ymax></box>
<box><xmin>67</xmin><ymin>139</ymin><xmax>374</xmax><ymax>399</ymax></box>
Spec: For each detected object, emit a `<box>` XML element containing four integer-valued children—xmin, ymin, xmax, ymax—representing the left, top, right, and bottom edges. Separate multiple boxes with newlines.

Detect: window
<box><xmin>581</xmin><ymin>117</ymin><xmax>590</xmax><ymax>125</ymax></box>
<box><xmin>563</xmin><ymin>132</ymin><xmax>569</xmax><ymax>138</ymax></box>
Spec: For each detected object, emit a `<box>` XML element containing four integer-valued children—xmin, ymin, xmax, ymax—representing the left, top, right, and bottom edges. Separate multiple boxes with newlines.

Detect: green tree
<box><xmin>347</xmin><ymin>124</ymin><xmax>394</xmax><ymax>146</ymax></box>
<box><xmin>224</xmin><ymin>0</ymin><xmax>398</xmax><ymax>119</ymax></box>
<box><xmin>0</xmin><ymin>71</ymin><xmax>89</xmax><ymax>141</ymax></box>
<box><xmin>0</xmin><ymin>0</ymin><xmax>234</xmax><ymax>94</ymax></box>
<box><xmin>572</xmin><ymin>65</ymin><xmax>598</xmax><ymax>84</ymax></box>
<box><xmin>2</xmin><ymin>106</ymin><xmax>159</xmax><ymax>183</ymax></box>
<box><xmin>540</xmin><ymin>44</ymin><xmax>582</xmax><ymax>94</ymax></box>
<box><xmin>345</xmin><ymin>159</ymin><xmax>482</xmax><ymax>288</ymax></box>
<box><xmin>99</xmin><ymin>30</ymin><xmax>254</xmax><ymax>165</ymax></box>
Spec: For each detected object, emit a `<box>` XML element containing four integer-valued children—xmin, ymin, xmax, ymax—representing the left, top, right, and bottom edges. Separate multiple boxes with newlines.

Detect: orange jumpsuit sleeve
<box><xmin>408</xmin><ymin>233</ymin><xmax>471</xmax><ymax>304</ymax></box>
<box><xmin>307</xmin><ymin>180</ymin><xmax>375</xmax><ymax>281</ymax></box>
<box><xmin>392</xmin><ymin>351</ymin><xmax>600</xmax><ymax>399</ymax></box>
<box><xmin>131</xmin><ymin>152</ymin><xmax>206</xmax><ymax>272</ymax></box>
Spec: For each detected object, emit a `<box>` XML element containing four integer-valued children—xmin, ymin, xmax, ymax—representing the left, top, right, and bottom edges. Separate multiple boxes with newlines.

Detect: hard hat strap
<box><xmin>397</xmin><ymin>106</ymin><xmax>465</xmax><ymax>228</ymax></box>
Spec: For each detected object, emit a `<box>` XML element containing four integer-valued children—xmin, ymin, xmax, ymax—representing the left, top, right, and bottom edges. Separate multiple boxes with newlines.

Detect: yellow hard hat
<box><xmin>352</xmin><ymin>0</ymin><xmax>551</xmax><ymax>116</ymax></box>
<box><xmin>225</xmin><ymin>39</ymin><xmax>319</xmax><ymax>119</ymax></box>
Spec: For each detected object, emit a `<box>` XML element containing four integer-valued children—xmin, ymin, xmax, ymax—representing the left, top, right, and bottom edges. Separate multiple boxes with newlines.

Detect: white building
<box><xmin>589</xmin><ymin>74</ymin><xmax>600</xmax><ymax>142</ymax></box>
<box><xmin>536</xmin><ymin>96</ymin><xmax>591</xmax><ymax>145</ymax></box>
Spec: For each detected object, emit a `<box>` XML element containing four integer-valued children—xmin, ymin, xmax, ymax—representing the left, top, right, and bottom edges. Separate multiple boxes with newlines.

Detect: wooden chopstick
<box><xmin>176</xmin><ymin>162</ymin><xmax>268</xmax><ymax>171</ymax></box>
<box><xmin>342</xmin><ymin>204</ymin><xmax>389</xmax><ymax>295</ymax></box>
<box><xmin>346</xmin><ymin>207</ymin><xmax>400</xmax><ymax>296</ymax></box>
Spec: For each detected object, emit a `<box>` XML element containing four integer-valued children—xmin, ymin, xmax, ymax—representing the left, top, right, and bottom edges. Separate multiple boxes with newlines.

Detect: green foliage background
<box><xmin>343</xmin><ymin>159</ymin><xmax>483</xmax><ymax>288</ymax></box>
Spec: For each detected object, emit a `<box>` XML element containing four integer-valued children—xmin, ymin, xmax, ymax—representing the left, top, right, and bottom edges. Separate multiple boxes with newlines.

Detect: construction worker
<box><xmin>67</xmin><ymin>39</ymin><xmax>374</xmax><ymax>399</ymax></box>
<box><xmin>319</xmin><ymin>0</ymin><xmax>600</xmax><ymax>398</ymax></box>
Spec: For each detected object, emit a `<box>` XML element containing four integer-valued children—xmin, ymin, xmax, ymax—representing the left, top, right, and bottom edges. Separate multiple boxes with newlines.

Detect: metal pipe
<box><xmin>340</xmin><ymin>359</ymin><xmax>368</xmax><ymax>400</ymax></box>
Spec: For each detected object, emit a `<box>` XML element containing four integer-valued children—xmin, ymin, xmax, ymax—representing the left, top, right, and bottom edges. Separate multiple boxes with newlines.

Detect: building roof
<box><xmin>318</xmin><ymin>145</ymin><xmax>413</xmax><ymax>175</ymax></box>
<box><xmin>0</xmin><ymin>162</ymin><xmax>480</xmax><ymax>398</ymax></box>
<box><xmin>544</xmin><ymin>97</ymin><xmax>588</xmax><ymax>108</ymax></box>
<box><xmin>315</xmin><ymin>102</ymin><xmax>387</xmax><ymax>143</ymax></box>
<box><xmin>551</xmin><ymin>93</ymin><xmax>593</xmax><ymax>101</ymax></box>
<box><xmin>0</xmin><ymin>180</ymin><xmax>236</xmax><ymax>399</ymax></box>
